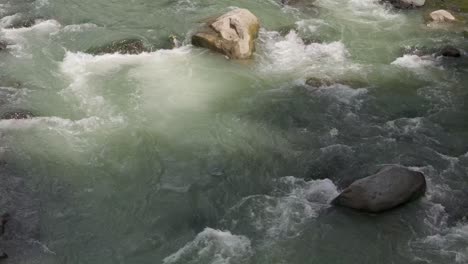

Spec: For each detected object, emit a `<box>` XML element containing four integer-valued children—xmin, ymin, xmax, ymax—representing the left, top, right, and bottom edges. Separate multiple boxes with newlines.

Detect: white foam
<box><xmin>1</xmin><ymin>19</ymin><xmax>60</xmax><ymax>35</ymax></box>
<box><xmin>163</xmin><ymin>228</ymin><xmax>252</xmax><ymax>264</ymax></box>
<box><xmin>0</xmin><ymin>116</ymin><xmax>123</xmax><ymax>134</ymax></box>
<box><xmin>385</xmin><ymin>117</ymin><xmax>423</xmax><ymax>134</ymax></box>
<box><xmin>60</xmin><ymin>47</ymin><xmax>192</xmax><ymax>116</ymax></box>
<box><xmin>62</xmin><ymin>23</ymin><xmax>98</xmax><ymax>33</ymax></box>
<box><xmin>316</xmin><ymin>0</ymin><xmax>402</xmax><ymax>21</ymax></box>
<box><xmin>225</xmin><ymin>177</ymin><xmax>338</xmax><ymax>239</ymax></box>
<box><xmin>391</xmin><ymin>55</ymin><xmax>436</xmax><ymax>69</ymax></box>
<box><xmin>257</xmin><ymin>30</ymin><xmax>356</xmax><ymax>78</ymax></box>
<box><xmin>296</xmin><ymin>19</ymin><xmax>330</xmax><ymax>34</ymax></box>
<box><xmin>312</xmin><ymin>84</ymin><xmax>368</xmax><ymax>105</ymax></box>
<box><xmin>419</xmin><ymin>224</ymin><xmax>468</xmax><ymax>263</ymax></box>
<box><xmin>0</xmin><ymin>13</ymin><xmax>21</xmax><ymax>28</ymax></box>
<box><xmin>1</xmin><ymin>19</ymin><xmax>61</xmax><ymax>56</ymax></box>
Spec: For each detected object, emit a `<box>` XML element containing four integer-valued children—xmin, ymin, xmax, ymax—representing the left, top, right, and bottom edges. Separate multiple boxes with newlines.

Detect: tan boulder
<box><xmin>192</xmin><ymin>9</ymin><xmax>260</xmax><ymax>59</ymax></box>
<box><xmin>430</xmin><ymin>10</ymin><xmax>456</xmax><ymax>22</ymax></box>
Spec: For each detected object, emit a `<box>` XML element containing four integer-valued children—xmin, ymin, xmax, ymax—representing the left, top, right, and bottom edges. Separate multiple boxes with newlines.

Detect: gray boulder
<box><xmin>192</xmin><ymin>9</ymin><xmax>260</xmax><ymax>59</ymax></box>
<box><xmin>332</xmin><ymin>165</ymin><xmax>426</xmax><ymax>213</ymax></box>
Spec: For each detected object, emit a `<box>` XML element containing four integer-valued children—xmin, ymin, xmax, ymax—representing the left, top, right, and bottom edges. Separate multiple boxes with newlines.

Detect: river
<box><xmin>0</xmin><ymin>0</ymin><xmax>467</xmax><ymax>263</ymax></box>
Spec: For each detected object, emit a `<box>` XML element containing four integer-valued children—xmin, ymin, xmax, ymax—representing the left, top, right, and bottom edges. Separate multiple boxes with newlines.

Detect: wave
<box><xmin>224</xmin><ymin>176</ymin><xmax>338</xmax><ymax>240</ymax></box>
<box><xmin>163</xmin><ymin>228</ymin><xmax>252</xmax><ymax>264</ymax></box>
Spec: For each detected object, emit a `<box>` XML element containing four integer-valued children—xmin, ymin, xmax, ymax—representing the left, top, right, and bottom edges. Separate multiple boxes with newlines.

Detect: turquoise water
<box><xmin>0</xmin><ymin>0</ymin><xmax>467</xmax><ymax>263</ymax></box>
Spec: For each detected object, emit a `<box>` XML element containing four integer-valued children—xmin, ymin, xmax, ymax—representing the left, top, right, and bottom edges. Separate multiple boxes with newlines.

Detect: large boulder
<box><xmin>192</xmin><ymin>9</ymin><xmax>260</xmax><ymax>59</ymax></box>
<box><xmin>386</xmin><ymin>0</ymin><xmax>425</xmax><ymax>9</ymax></box>
<box><xmin>332</xmin><ymin>165</ymin><xmax>426</xmax><ymax>213</ymax></box>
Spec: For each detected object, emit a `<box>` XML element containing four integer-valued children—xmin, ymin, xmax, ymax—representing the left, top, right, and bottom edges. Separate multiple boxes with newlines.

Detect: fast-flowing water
<box><xmin>0</xmin><ymin>0</ymin><xmax>467</xmax><ymax>263</ymax></box>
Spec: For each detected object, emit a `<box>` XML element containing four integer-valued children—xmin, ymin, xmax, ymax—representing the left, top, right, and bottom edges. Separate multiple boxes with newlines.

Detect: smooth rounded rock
<box><xmin>332</xmin><ymin>165</ymin><xmax>426</xmax><ymax>213</ymax></box>
<box><xmin>192</xmin><ymin>9</ymin><xmax>260</xmax><ymax>59</ymax></box>
<box><xmin>430</xmin><ymin>10</ymin><xmax>456</xmax><ymax>23</ymax></box>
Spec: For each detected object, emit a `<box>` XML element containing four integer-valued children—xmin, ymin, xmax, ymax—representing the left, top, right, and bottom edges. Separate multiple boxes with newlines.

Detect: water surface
<box><xmin>0</xmin><ymin>0</ymin><xmax>467</xmax><ymax>263</ymax></box>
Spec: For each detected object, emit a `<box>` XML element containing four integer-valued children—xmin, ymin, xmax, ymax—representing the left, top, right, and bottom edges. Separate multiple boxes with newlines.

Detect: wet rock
<box><xmin>386</xmin><ymin>0</ymin><xmax>425</xmax><ymax>9</ymax></box>
<box><xmin>1</xmin><ymin>110</ymin><xmax>34</xmax><ymax>120</ymax></box>
<box><xmin>86</xmin><ymin>39</ymin><xmax>150</xmax><ymax>55</ymax></box>
<box><xmin>437</xmin><ymin>46</ymin><xmax>461</xmax><ymax>57</ymax></box>
<box><xmin>0</xmin><ymin>41</ymin><xmax>7</xmax><ymax>51</ymax></box>
<box><xmin>192</xmin><ymin>9</ymin><xmax>260</xmax><ymax>60</ymax></box>
<box><xmin>306</xmin><ymin>77</ymin><xmax>368</xmax><ymax>88</ymax></box>
<box><xmin>281</xmin><ymin>0</ymin><xmax>313</xmax><ymax>6</ymax></box>
<box><xmin>430</xmin><ymin>10</ymin><xmax>456</xmax><ymax>23</ymax></box>
<box><xmin>332</xmin><ymin>165</ymin><xmax>426</xmax><ymax>213</ymax></box>
<box><xmin>169</xmin><ymin>34</ymin><xmax>181</xmax><ymax>49</ymax></box>
<box><xmin>306</xmin><ymin>77</ymin><xmax>336</xmax><ymax>87</ymax></box>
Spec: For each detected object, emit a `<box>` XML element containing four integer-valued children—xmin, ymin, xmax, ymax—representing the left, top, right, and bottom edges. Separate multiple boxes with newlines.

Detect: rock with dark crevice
<box><xmin>332</xmin><ymin>165</ymin><xmax>427</xmax><ymax>213</ymax></box>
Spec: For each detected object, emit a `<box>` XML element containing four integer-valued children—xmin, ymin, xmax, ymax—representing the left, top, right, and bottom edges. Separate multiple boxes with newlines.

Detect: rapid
<box><xmin>0</xmin><ymin>0</ymin><xmax>467</xmax><ymax>263</ymax></box>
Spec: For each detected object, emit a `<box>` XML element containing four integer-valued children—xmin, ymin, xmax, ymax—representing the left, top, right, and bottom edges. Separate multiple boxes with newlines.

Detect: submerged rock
<box><xmin>0</xmin><ymin>166</ymin><xmax>42</xmax><ymax>262</ymax></box>
<box><xmin>306</xmin><ymin>77</ymin><xmax>368</xmax><ymax>88</ymax></box>
<box><xmin>6</xmin><ymin>18</ymin><xmax>36</xmax><ymax>29</ymax></box>
<box><xmin>280</xmin><ymin>0</ymin><xmax>316</xmax><ymax>7</ymax></box>
<box><xmin>430</xmin><ymin>10</ymin><xmax>456</xmax><ymax>23</ymax></box>
<box><xmin>437</xmin><ymin>46</ymin><xmax>462</xmax><ymax>57</ymax></box>
<box><xmin>1</xmin><ymin>110</ymin><xmax>34</xmax><ymax>120</ymax></box>
<box><xmin>192</xmin><ymin>9</ymin><xmax>260</xmax><ymax>59</ymax></box>
<box><xmin>386</xmin><ymin>0</ymin><xmax>425</xmax><ymax>9</ymax></box>
<box><xmin>169</xmin><ymin>34</ymin><xmax>181</xmax><ymax>49</ymax></box>
<box><xmin>86</xmin><ymin>39</ymin><xmax>150</xmax><ymax>55</ymax></box>
<box><xmin>0</xmin><ymin>42</ymin><xmax>7</xmax><ymax>51</ymax></box>
<box><xmin>332</xmin><ymin>165</ymin><xmax>426</xmax><ymax>213</ymax></box>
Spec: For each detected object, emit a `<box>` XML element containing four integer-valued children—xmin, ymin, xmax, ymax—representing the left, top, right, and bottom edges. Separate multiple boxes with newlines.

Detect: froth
<box><xmin>60</xmin><ymin>48</ymin><xmax>191</xmax><ymax>116</ymax></box>
<box><xmin>225</xmin><ymin>176</ymin><xmax>338</xmax><ymax>240</ymax></box>
<box><xmin>1</xmin><ymin>19</ymin><xmax>61</xmax><ymax>56</ymax></box>
<box><xmin>391</xmin><ymin>55</ymin><xmax>436</xmax><ymax>69</ymax></box>
<box><xmin>257</xmin><ymin>30</ymin><xmax>354</xmax><ymax>78</ymax></box>
<box><xmin>163</xmin><ymin>228</ymin><xmax>252</xmax><ymax>264</ymax></box>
